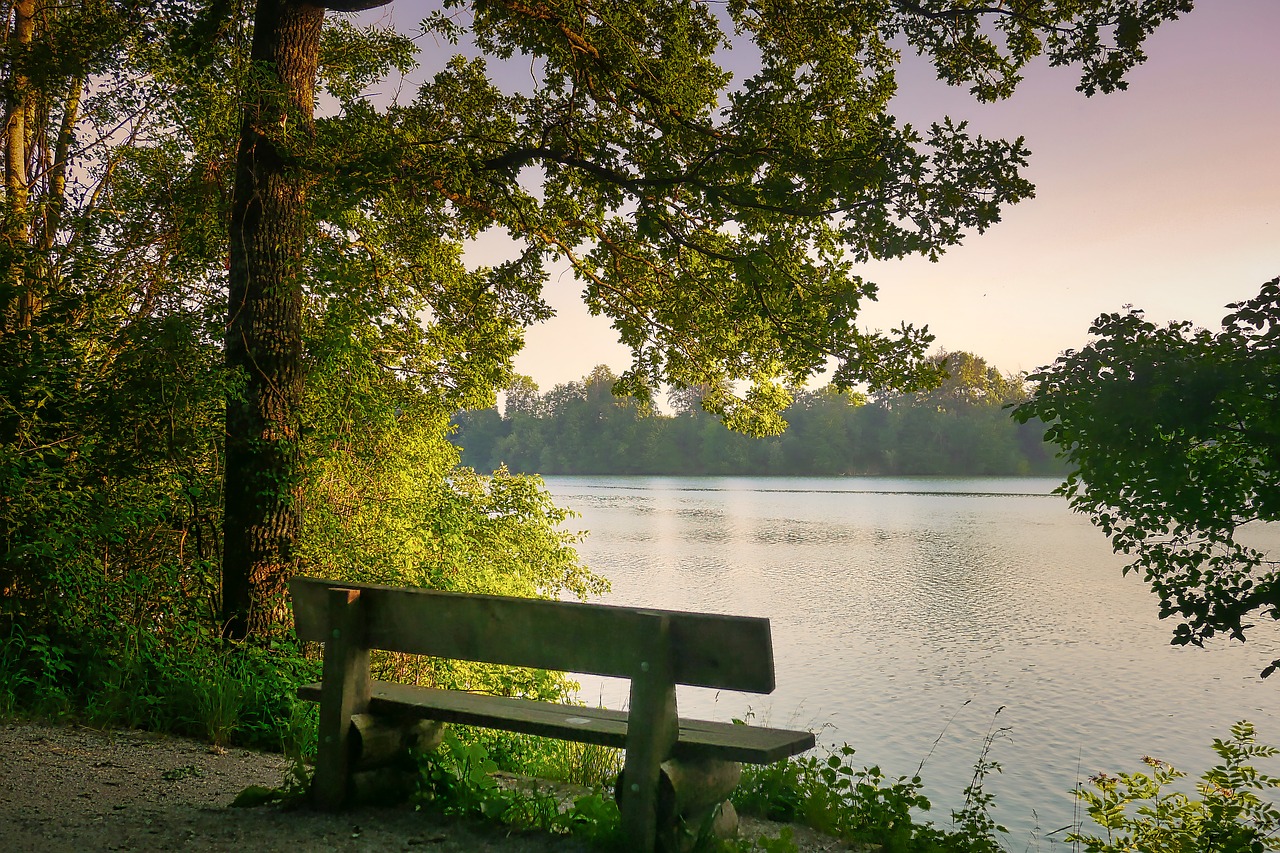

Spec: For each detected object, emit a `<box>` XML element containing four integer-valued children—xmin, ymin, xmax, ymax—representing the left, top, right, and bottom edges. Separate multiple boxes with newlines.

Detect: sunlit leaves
<box><xmin>885</xmin><ymin>0</ymin><xmax>1195</xmax><ymax>100</ymax></box>
<box><xmin>299</xmin><ymin>0</ymin><xmax>1169</xmax><ymax>431</ymax></box>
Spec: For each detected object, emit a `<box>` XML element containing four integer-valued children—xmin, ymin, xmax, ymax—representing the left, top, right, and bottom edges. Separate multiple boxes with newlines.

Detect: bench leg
<box><xmin>313</xmin><ymin>587</ymin><xmax>371</xmax><ymax>810</ymax></box>
<box><xmin>620</xmin><ymin>616</ymin><xmax>678</xmax><ymax>852</ymax></box>
<box><xmin>661</xmin><ymin>759</ymin><xmax>741</xmax><ymax>849</ymax></box>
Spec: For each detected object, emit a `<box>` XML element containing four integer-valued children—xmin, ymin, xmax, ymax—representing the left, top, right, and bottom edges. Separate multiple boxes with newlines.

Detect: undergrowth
<box><xmin>413</xmin><ymin>729</ymin><xmax>622</xmax><ymax>847</ymax></box>
<box><xmin>5</xmin><ymin>624</ymin><xmax>1280</xmax><ymax>853</ymax></box>
<box><xmin>1066</xmin><ymin>721</ymin><xmax>1280</xmax><ymax>852</ymax></box>
<box><xmin>728</xmin><ymin>726</ymin><xmax>1007</xmax><ymax>853</ymax></box>
<box><xmin>0</xmin><ymin>619</ymin><xmax>317</xmax><ymax>755</ymax></box>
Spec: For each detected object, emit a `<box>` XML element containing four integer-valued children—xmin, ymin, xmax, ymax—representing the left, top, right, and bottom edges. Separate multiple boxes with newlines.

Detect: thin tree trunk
<box><xmin>0</xmin><ymin>0</ymin><xmax>35</xmax><ymax>603</ymax></box>
<box><xmin>222</xmin><ymin>0</ymin><xmax>324</xmax><ymax>639</ymax></box>
<box><xmin>2</xmin><ymin>0</ymin><xmax>34</xmax><ymax>334</ymax></box>
<box><xmin>41</xmin><ymin>71</ymin><xmax>83</xmax><ymax>251</ymax></box>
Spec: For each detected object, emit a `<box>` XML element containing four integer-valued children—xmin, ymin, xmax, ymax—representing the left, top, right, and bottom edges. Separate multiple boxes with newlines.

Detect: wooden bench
<box><xmin>290</xmin><ymin>576</ymin><xmax>815</xmax><ymax>851</ymax></box>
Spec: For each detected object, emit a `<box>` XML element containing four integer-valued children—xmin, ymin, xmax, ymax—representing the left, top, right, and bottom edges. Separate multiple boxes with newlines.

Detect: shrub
<box><xmin>1068</xmin><ymin>721</ymin><xmax>1280</xmax><ymax>853</ymax></box>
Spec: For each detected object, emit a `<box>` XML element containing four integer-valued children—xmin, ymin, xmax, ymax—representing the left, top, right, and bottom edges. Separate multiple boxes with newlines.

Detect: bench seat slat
<box><xmin>298</xmin><ymin>680</ymin><xmax>814</xmax><ymax>765</ymax></box>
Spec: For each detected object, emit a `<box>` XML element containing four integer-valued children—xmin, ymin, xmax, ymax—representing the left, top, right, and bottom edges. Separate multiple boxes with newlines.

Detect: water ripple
<box><xmin>545</xmin><ymin>475</ymin><xmax>1280</xmax><ymax>842</ymax></box>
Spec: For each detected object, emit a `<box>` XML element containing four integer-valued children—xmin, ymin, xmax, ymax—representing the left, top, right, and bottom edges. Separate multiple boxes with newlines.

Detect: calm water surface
<box><xmin>542</xmin><ymin>475</ymin><xmax>1280</xmax><ymax>844</ymax></box>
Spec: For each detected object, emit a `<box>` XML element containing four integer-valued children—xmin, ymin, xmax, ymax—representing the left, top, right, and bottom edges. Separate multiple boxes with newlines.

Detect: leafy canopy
<box><xmin>308</xmin><ymin>0</ymin><xmax>1190</xmax><ymax>434</ymax></box>
<box><xmin>1015</xmin><ymin>279</ymin><xmax>1280</xmax><ymax>671</ymax></box>
<box><xmin>0</xmin><ymin>0</ymin><xmax>598</xmax><ymax>681</ymax></box>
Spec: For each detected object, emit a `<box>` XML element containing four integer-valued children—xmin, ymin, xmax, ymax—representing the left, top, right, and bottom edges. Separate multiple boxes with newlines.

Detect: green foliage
<box><xmin>2</xmin><ymin>0</ymin><xmax>1189</xmax><ymax>645</ymax></box>
<box><xmin>0</xmin><ymin>7</ymin><xmax>1218</xmax><ymax>849</ymax></box>
<box><xmin>1067</xmin><ymin>721</ymin><xmax>1280</xmax><ymax>852</ymax></box>
<box><xmin>730</xmin><ymin>740</ymin><xmax>1004</xmax><ymax>853</ymax></box>
<box><xmin>1015</xmin><ymin>278</ymin><xmax>1280</xmax><ymax>668</ymax></box>
<box><xmin>0</xmin><ymin>619</ymin><xmax>319</xmax><ymax>755</ymax></box>
<box><xmin>295</xmin><ymin>0</ymin><xmax>1190</xmax><ymax>433</ymax></box>
<box><xmin>502</xmin><ymin>732</ymin><xmax>624</xmax><ymax>791</ymax></box>
<box><xmin>438</xmin><ymin>724</ymin><xmax>622</xmax><ymax>793</ymax></box>
<box><xmin>297</xmin><ymin>292</ymin><xmax>606</xmax><ymax>699</ymax></box>
<box><xmin>407</xmin><ymin>722</ymin><xmax>1005</xmax><ymax>851</ymax></box>
<box><xmin>734</xmin><ymin>745</ymin><xmax>926</xmax><ymax>841</ymax></box>
<box><xmin>413</xmin><ymin>729</ymin><xmax>622</xmax><ymax>844</ymax></box>
<box><xmin>455</xmin><ymin>356</ymin><xmax>1057</xmax><ymax>476</ymax></box>
<box><xmin>0</xmin><ymin>0</ymin><xmax>606</xmax><ymax>724</ymax></box>
<box><xmin>416</xmin><ymin>729</ymin><xmax>506</xmax><ymax>820</ymax></box>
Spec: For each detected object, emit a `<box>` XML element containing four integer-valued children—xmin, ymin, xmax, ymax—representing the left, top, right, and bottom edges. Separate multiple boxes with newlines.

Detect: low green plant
<box><xmin>412</xmin><ymin>729</ymin><xmax>622</xmax><ymax>843</ymax></box>
<box><xmin>722</xmin><ymin>827</ymin><xmax>800</xmax><ymax>853</ymax></box>
<box><xmin>945</xmin><ymin>713</ymin><xmax>1009</xmax><ymax>853</ymax></box>
<box><xmin>229</xmin><ymin>698</ymin><xmax>314</xmax><ymax>811</ymax></box>
<box><xmin>525</xmin><ymin>735</ymin><xmax>624</xmax><ymax>789</ymax></box>
<box><xmin>416</xmin><ymin>729</ymin><xmax>507</xmax><ymax>820</ymax></box>
<box><xmin>442</xmin><ymin>724</ymin><xmax>623</xmax><ymax>791</ymax></box>
<box><xmin>1067</xmin><ymin>721</ymin><xmax>1280</xmax><ymax>853</ymax></box>
<box><xmin>728</xmin><ymin>708</ymin><xmax>1014</xmax><ymax>853</ymax></box>
<box><xmin>0</xmin><ymin>612</ymin><xmax>319</xmax><ymax>761</ymax></box>
<box><xmin>733</xmin><ymin>744</ymin><xmax>932</xmax><ymax>847</ymax></box>
<box><xmin>0</xmin><ymin>624</ymin><xmax>39</xmax><ymax>714</ymax></box>
<box><xmin>193</xmin><ymin>659</ymin><xmax>245</xmax><ymax>748</ymax></box>
<box><xmin>19</xmin><ymin>631</ymin><xmax>75</xmax><ymax>716</ymax></box>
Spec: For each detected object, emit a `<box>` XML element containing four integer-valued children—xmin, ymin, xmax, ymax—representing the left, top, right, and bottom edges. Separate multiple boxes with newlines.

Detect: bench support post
<box><xmin>313</xmin><ymin>587</ymin><xmax>371</xmax><ymax>810</ymax></box>
<box><xmin>620</xmin><ymin>615</ymin><xmax>678</xmax><ymax>852</ymax></box>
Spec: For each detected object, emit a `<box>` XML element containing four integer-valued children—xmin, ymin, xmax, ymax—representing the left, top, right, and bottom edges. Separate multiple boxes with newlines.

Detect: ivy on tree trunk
<box><xmin>223</xmin><ymin>0</ymin><xmax>325</xmax><ymax>639</ymax></box>
<box><xmin>223</xmin><ymin>0</ymin><xmax>395</xmax><ymax>638</ymax></box>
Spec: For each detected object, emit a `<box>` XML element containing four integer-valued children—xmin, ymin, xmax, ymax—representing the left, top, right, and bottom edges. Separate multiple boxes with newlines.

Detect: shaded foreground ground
<box><xmin>0</xmin><ymin>720</ymin><xmax>589</xmax><ymax>852</ymax></box>
<box><xmin>0</xmin><ymin>721</ymin><xmax>844</xmax><ymax>852</ymax></box>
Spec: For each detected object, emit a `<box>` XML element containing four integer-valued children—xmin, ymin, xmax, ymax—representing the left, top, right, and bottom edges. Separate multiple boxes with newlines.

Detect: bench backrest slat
<box><xmin>291</xmin><ymin>576</ymin><xmax>775</xmax><ymax>694</ymax></box>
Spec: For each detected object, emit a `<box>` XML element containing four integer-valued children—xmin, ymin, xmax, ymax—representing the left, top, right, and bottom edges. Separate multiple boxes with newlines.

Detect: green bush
<box><xmin>413</xmin><ymin>729</ymin><xmax>622</xmax><ymax>845</ymax></box>
<box><xmin>1068</xmin><ymin>721</ymin><xmax>1280</xmax><ymax>853</ymax></box>
<box><xmin>730</xmin><ymin>740</ymin><xmax>1005</xmax><ymax>853</ymax></box>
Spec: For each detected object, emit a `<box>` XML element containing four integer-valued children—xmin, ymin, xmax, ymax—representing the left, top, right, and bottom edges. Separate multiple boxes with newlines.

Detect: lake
<box><xmin>540</xmin><ymin>475</ymin><xmax>1280</xmax><ymax>845</ymax></box>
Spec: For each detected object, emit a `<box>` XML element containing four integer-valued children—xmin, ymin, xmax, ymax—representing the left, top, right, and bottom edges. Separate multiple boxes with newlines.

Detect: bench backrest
<box><xmin>290</xmin><ymin>576</ymin><xmax>776</xmax><ymax>694</ymax></box>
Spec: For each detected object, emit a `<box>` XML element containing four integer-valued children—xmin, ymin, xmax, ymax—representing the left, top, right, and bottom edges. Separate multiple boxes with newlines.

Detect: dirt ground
<box><xmin>0</xmin><ymin>720</ymin><xmax>596</xmax><ymax>852</ymax></box>
<box><xmin>0</xmin><ymin>721</ymin><xmax>848</xmax><ymax>852</ymax></box>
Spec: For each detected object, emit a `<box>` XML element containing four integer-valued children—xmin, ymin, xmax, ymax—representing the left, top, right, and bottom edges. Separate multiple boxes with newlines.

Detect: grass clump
<box><xmin>0</xmin><ymin>620</ymin><xmax>319</xmax><ymax>755</ymax></box>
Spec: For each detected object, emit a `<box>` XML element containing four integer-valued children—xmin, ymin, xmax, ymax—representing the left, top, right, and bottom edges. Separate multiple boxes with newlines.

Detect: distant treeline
<box><xmin>453</xmin><ymin>352</ymin><xmax>1064</xmax><ymax>477</ymax></box>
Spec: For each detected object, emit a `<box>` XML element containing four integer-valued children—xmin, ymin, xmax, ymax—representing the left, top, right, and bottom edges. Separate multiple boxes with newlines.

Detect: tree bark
<box><xmin>2</xmin><ymin>0</ymin><xmax>35</xmax><ymax>335</ymax></box>
<box><xmin>222</xmin><ymin>0</ymin><xmax>325</xmax><ymax>639</ymax></box>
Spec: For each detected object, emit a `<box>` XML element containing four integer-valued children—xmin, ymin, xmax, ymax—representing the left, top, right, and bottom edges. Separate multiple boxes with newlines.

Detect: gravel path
<box><xmin>0</xmin><ymin>721</ymin><xmax>589</xmax><ymax>852</ymax></box>
<box><xmin>0</xmin><ymin>721</ymin><xmax>845</xmax><ymax>852</ymax></box>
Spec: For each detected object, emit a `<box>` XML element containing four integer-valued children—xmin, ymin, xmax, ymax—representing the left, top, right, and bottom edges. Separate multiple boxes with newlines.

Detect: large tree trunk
<box><xmin>222</xmin><ymin>0</ymin><xmax>325</xmax><ymax>639</ymax></box>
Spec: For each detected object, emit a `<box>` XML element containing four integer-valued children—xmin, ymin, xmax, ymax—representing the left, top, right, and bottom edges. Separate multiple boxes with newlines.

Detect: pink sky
<box><xmin>364</xmin><ymin>1</ymin><xmax>1280</xmax><ymax>390</ymax></box>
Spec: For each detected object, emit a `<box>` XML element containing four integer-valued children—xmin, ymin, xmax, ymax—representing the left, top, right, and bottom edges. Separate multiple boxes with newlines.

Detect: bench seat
<box><xmin>291</xmin><ymin>576</ymin><xmax>816</xmax><ymax>850</ymax></box>
<box><xmin>298</xmin><ymin>679</ymin><xmax>813</xmax><ymax>764</ymax></box>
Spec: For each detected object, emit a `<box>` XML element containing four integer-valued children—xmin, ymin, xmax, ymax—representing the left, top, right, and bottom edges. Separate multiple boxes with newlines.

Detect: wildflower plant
<box><xmin>1068</xmin><ymin>721</ymin><xmax>1280</xmax><ymax>852</ymax></box>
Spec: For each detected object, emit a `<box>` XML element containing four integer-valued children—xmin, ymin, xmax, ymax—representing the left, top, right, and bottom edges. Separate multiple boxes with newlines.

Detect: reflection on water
<box><xmin>544</xmin><ymin>475</ymin><xmax>1280</xmax><ymax>844</ymax></box>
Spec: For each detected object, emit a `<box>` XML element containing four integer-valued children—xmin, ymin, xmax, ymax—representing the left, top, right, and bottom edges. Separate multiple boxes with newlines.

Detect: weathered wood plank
<box><xmin>670</xmin><ymin>718</ymin><xmax>815</xmax><ymax>764</ymax></box>
<box><xmin>297</xmin><ymin>681</ymin><xmax>815</xmax><ymax>764</ymax></box>
<box><xmin>290</xmin><ymin>576</ymin><xmax>775</xmax><ymax>693</ymax></box>
<box><xmin>618</xmin><ymin>614</ymin><xmax>679</xmax><ymax>852</ymax></box>
<box><xmin>312</xmin><ymin>588</ymin><xmax>371</xmax><ymax>810</ymax></box>
<box><xmin>300</xmin><ymin>681</ymin><xmax>631</xmax><ymax>746</ymax></box>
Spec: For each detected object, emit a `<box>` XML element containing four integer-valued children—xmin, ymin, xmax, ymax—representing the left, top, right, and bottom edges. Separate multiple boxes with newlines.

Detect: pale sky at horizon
<box><xmin>367</xmin><ymin>1</ymin><xmax>1280</xmax><ymax>391</ymax></box>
